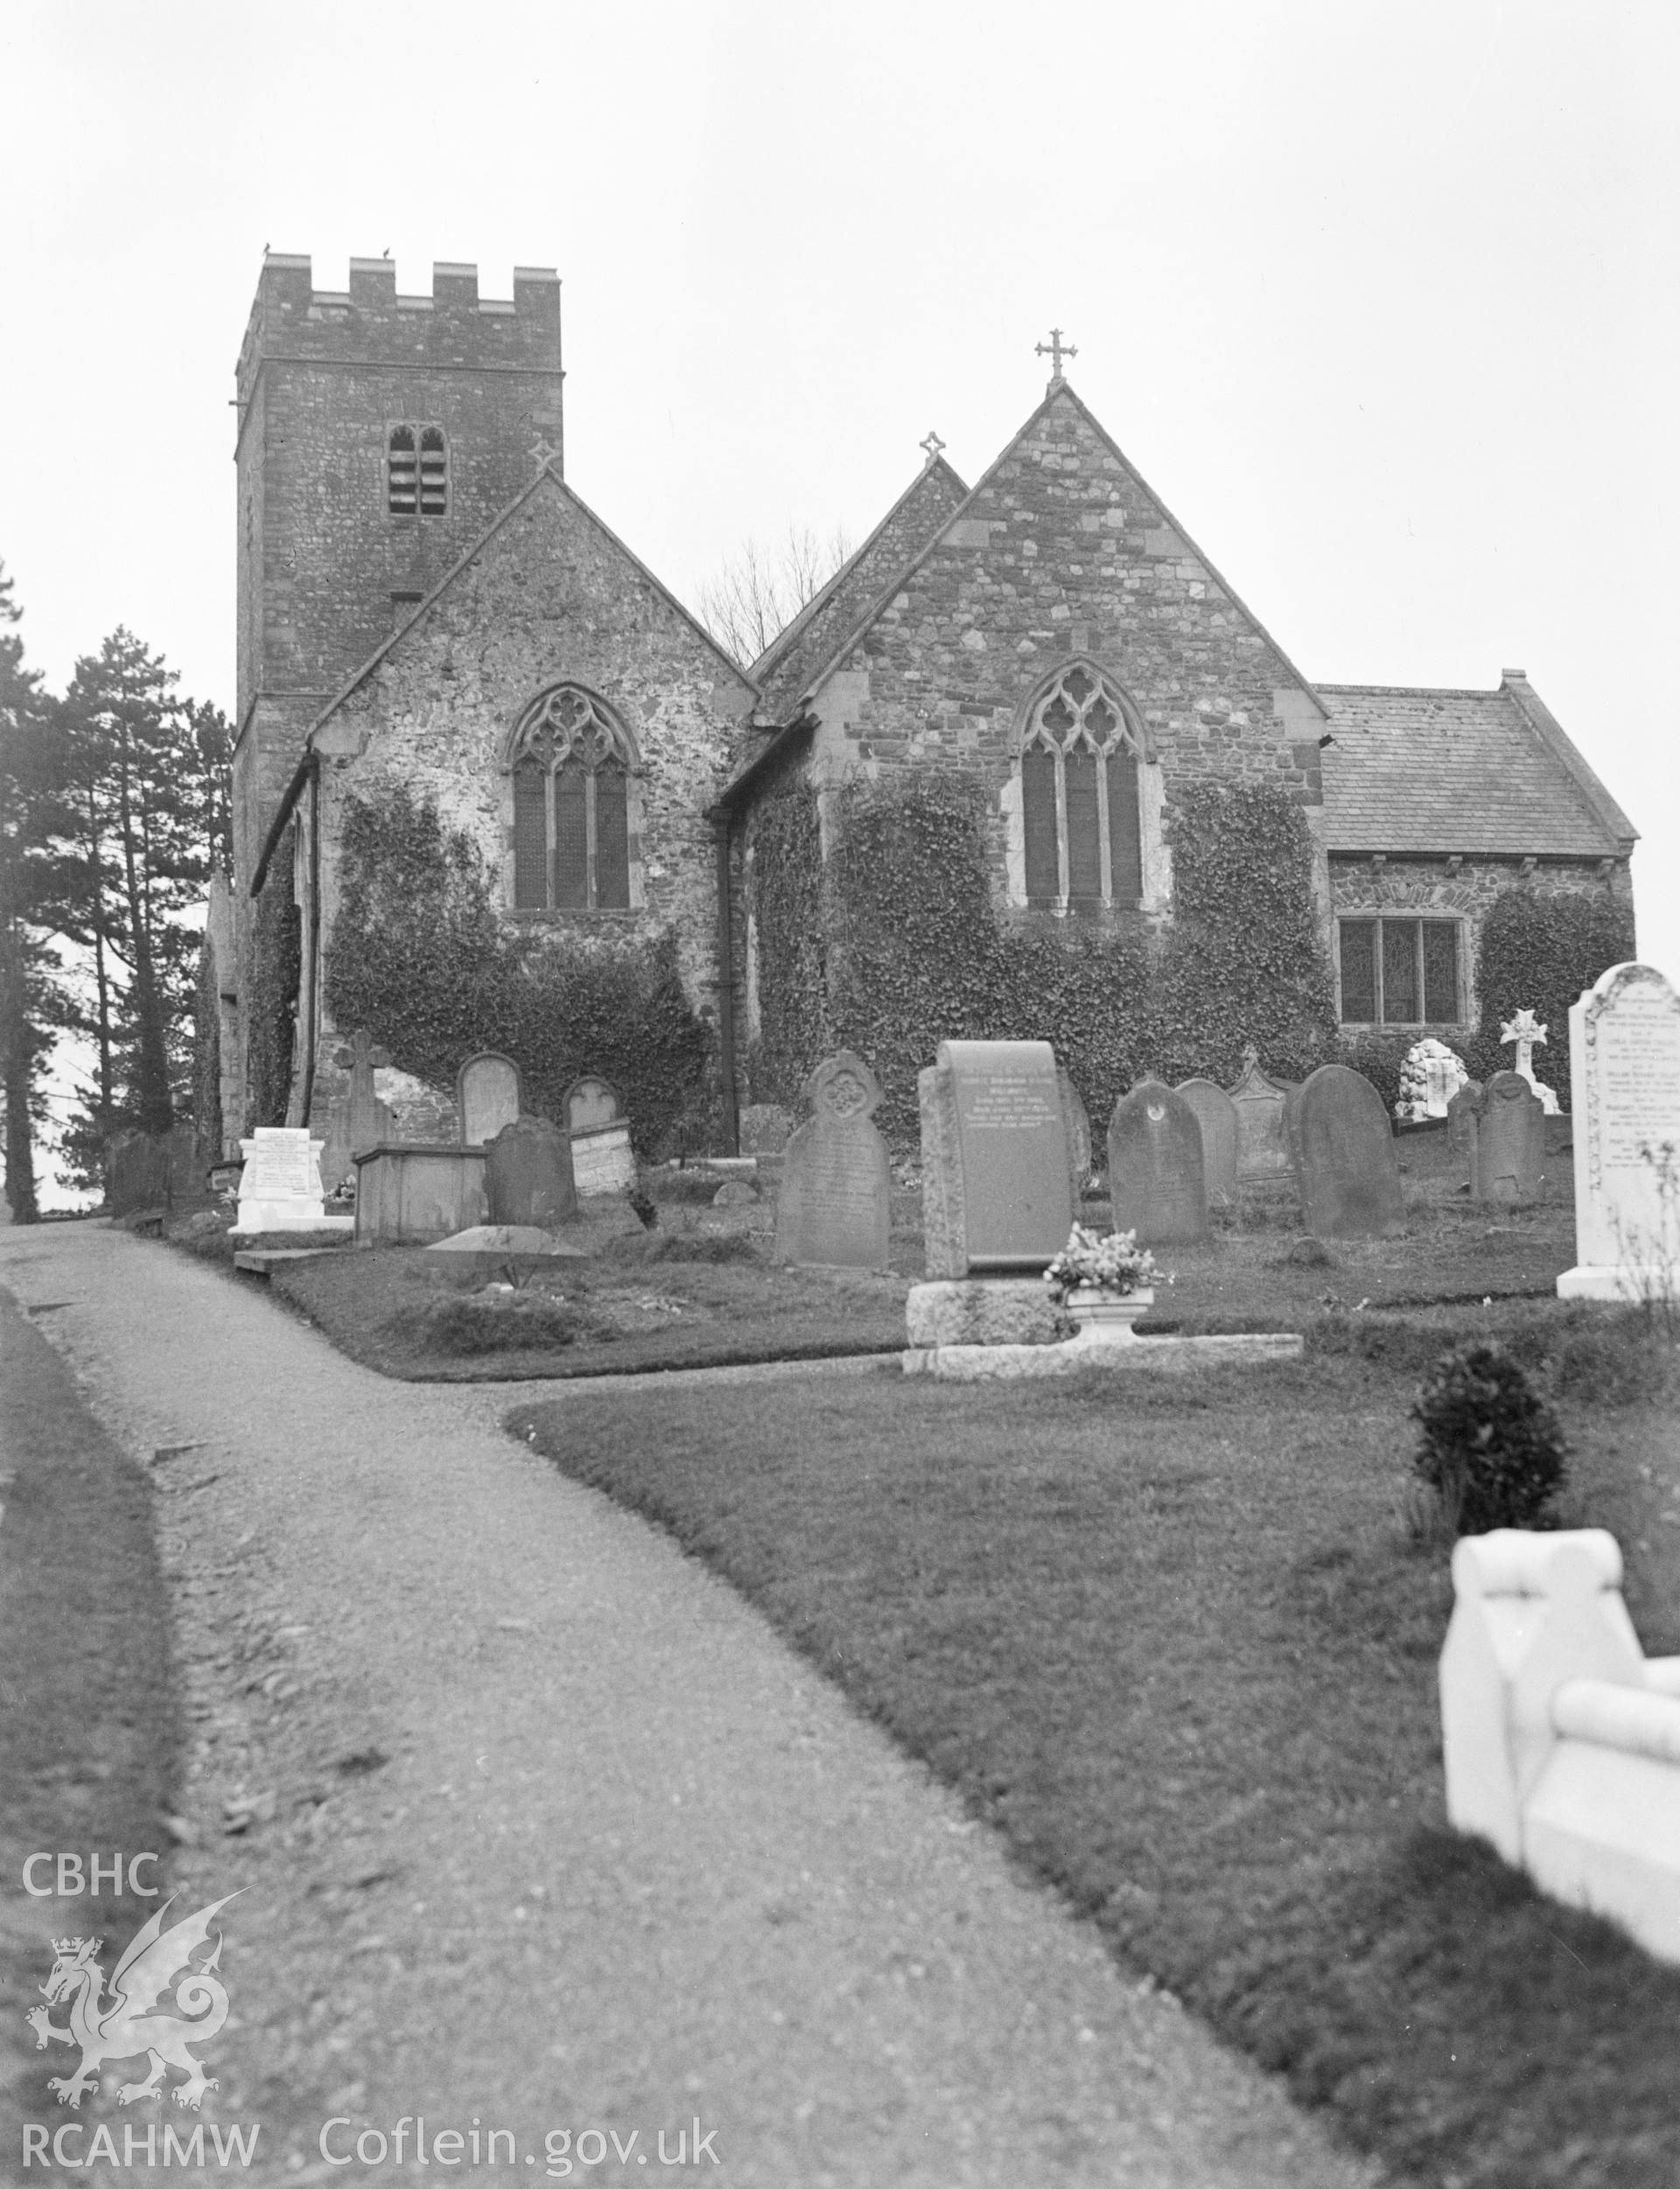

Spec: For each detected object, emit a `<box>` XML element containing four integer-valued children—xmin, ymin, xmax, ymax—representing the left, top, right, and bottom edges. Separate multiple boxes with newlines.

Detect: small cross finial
<box><xmin>919</xmin><ymin>430</ymin><xmax>947</xmax><ymax>465</ymax></box>
<box><xmin>1035</xmin><ymin>327</ymin><xmax>1078</xmax><ymax>381</ymax></box>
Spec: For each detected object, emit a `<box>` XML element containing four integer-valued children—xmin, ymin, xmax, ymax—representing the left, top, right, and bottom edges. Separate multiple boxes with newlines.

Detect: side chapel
<box><xmin>211</xmin><ymin>255</ymin><xmax>1637</xmax><ymax>1156</ymax></box>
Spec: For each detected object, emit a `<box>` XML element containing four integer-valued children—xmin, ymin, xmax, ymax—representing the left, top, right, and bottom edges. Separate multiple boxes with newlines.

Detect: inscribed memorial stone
<box><xmin>1108</xmin><ymin>1079</ymin><xmax>1208</xmax><ymax>1243</ymax></box>
<box><xmin>1228</xmin><ymin>1046</ymin><xmax>1293</xmax><ymax>1180</ymax></box>
<box><xmin>234</xmin><ymin>1127</ymin><xmax>335</xmax><ymax>1234</ymax></box>
<box><xmin>919</xmin><ymin>1039</ymin><xmax>1074</xmax><ymax>1277</ymax></box>
<box><xmin>458</xmin><ymin>1052</ymin><xmax>522</xmax><ymax>1146</ymax></box>
<box><xmin>1446</xmin><ymin>1080</ymin><xmax>1484</xmax><ymax>1169</ymax></box>
<box><xmin>1174</xmin><ymin>1078</ymin><xmax>1239</xmax><ymax>1206</ymax></box>
<box><xmin>564</xmin><ymin>1075</ymin><xmax>620</xmax><ymax>1133</ymax></box>
<box><xmin>1473</xmin><ymin>1073</ymin><xmax>1548</xmax><ymax>1203</ymax></box>
<box><xmin>774</xmin><ymin>1051</ymin><xmax>892</xmax><ymax>1271</ymax></box>
<box><xmin>1293</xmin><ymin>1066</ymin><xmax>1403</xmax><ymax>1238</ymax></box>
<box><xmin>1558</xmin><ymin>962</ymin><xmax>1680</xmax><ymax>1299</ymax></box>
<box><xmin>486</xmin><ymin>1116</ymin><xmax>578</xmax><ymax>1230</ymax></box>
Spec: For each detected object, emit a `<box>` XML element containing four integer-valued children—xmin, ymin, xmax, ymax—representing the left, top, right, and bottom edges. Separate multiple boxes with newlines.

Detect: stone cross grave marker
<box><xmin>1502</xmin><ymin>1008</ymin><xmax>1562</xmax><ymax>1115</ymax></box>
<box><xmin>1109</xmin><ymin>1078</ymin><xmax>1208</xmax><ymax>1243</ymax></box>
<box><xmin>1228</xmin><ymin>1044</ymin><xmax>1293</xmax><ymax>1180</ymax></box>
<box><xmin>1293</xmin><ymin>1065</ymin><xmax>1404</xmax><ymax>1238</ymax></box>
<box><xmin>486</xmin><ymin>1115</ymin><xmax>578</xmax><ymax>1230</ymax></box>
<box><xmin>1474</xmin><ymin>1072</ymin><xmax>1549</xmax><ymax>1203</ymax></box>
<box><xmin>234</xmin><ymin>1126</ymin><xmax>332</xmax><ymax>1234</ymax></box>
<box><xmin>1558</xmin><ymin>962</ymin><xmax>1680</xmax><ymax>1299</ymax></box>
<box><xmin>320</xmin><ymin>1027</ymin><xmax>394</xmax><ymax>1191</ymax></box>
<box><xmin>774</xmin><ymin>1050</ymin><xmax>892</xmax><ymax>1271</ymax></box>
<box><xmin>920</xmin><ymin>1039</ymin><xmax>1073</xmax><ymax>1277</ymax></box>
<box><xmin>1174</xmin><ymin>1077</ymin><xmax>1239</xmax><ymax>1207</ymax></box>
<box><xmin>458</xmin><ymin>1052</ymin><xmax>522</xmax><ymax>1147</ymax></box>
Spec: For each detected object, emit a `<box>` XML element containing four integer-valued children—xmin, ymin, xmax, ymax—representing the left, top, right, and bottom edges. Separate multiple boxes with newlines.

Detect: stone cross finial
<box><xmin>1500</xmin><ymin>1008</ymin><xmax>1548</xmax><ymax>1080</ymax></box>
<box><xmin>919</xmin><ymin>430</ymin><xmax>946</xmax><ymax>465</ymax></box>
<box><xmin>1035</xmin><ymin>327</ymin><xmax>1078</xmax><ymax>381</ymax></box>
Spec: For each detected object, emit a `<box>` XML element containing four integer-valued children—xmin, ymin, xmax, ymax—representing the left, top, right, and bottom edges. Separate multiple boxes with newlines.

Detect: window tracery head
<box><xmin>1023</xmin><ymin>661</ymin><xmax>1140</xmax><ymax>759</ymax></box>
<box><xmin>508</xmin><ymin>684</ymin><xmax>638</xmax><ymax>773</ymax></box>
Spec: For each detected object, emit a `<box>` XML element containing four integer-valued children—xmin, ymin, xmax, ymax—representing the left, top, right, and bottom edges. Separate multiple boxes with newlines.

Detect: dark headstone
<box><xmin>1473</xmin><ymin>1071</ymin><xmax>1548</xmax><ymax>1203</ymax></box>
<box><xmin>1228</xmin><ymin>1045</ymin><xmax>1293</xmax><ymax>1180</ymax></box>
<box><xmin>1293</xmin><ymin>1065</ymin><xmax>1403</xmax><ymax>1238</ymax></box>
<box><xmin>774</xmin><ymin>1051</ymin><xmax>892</xmax><ymax>1271</ymax></box>
<box><xmin>458</xmin><ymin>1052</ymin><xmax>523</xmax><ymax>1146</ymax></box>
<box><xmin>321</xmin><ymin>1027</ymin><xmax>395</xmax><ymax>1190</ymax></box>
<box><xmin>1446</xmin><ymin>1079</ymin><xmax>1484</xmax><ymax>1169</ymax></box>
<box><xmin>1058</xmin><ymin>1069</ymin><xmax>1094</xmax><ymax>1189</ymax></box>
<box><xmin>738</xmin><ymin>1102</ymin><xmax>794</xmax><ymax>1157</ymax></box>
<box><xmin>919</xmin><ymin>1039</ymin><xmax>1074</xmax><ymax>1276</ymax></box>
<box><xmin>485</xmin><ymin>1116</ymin><xmax>578</xmax><ymax>1229</ymax></box>
<box><xmin>107</xmin><ymin>1129</ymin><xmax>170</xmax><ymax>1215</ymax></box>
<box><xmin>1108</xmin><ymin>1078</ymin><xmax>1209</xmax><ymax>1244</ymax></box>
<box><xmin>1174</xmin><ymin>1077</ymin><xmax>1239</xmax><ymax>1206</ymax></box>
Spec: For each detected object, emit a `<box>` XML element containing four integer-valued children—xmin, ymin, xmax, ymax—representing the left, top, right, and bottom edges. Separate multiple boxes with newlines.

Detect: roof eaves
<box><xmin>706</xmin><ymin>713</ymin><xmax>816</xmax><ymax>818</ymax></box>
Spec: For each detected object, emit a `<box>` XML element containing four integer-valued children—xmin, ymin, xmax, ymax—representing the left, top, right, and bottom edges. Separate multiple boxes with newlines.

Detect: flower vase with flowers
<box><xmin>1043</xmin><ymin>1223</ymin><xmax>1166</xmax><ymax>1344</ymax></box>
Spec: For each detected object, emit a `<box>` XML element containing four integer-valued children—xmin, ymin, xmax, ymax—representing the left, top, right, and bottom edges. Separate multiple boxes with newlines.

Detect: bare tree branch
<box><xmin>695</xmin><ymin>524</ymin><xmax>852</xmax><ymax>670</ymax></box>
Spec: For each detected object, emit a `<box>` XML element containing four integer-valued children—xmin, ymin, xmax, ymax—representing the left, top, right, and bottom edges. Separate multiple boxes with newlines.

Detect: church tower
<box><xmin>230</xmin><ymin>254</ymin><xmax>564</xmax><ymax>891</ymax></box>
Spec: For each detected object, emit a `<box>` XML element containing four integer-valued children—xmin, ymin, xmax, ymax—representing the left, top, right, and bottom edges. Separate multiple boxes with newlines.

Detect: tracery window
<box><xmin>508</xmin><ymin>685</ymin><xmax>635</xmax><ymax>912</ymax></box>
<box><xmin>388</xmin><ymin>424</ymin><xmax>448</xmax><ymax>516</ymax></box>
<box><xmin>1020</xmin><ymin>662</ymin><xmax>1144</xmax><ymax>908</ymax></box>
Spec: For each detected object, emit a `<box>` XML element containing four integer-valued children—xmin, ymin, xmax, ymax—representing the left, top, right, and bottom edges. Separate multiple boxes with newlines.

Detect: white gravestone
<box><xmin>1502</xmin><ymin>1008</ymin><xmax>1561</xmax><ymax>1115</ymax></box>
<box><xmin>1558</xmin><ymin>962</ymin><xmax>1680</xmax><ymax>1300</ymax></box>
<box><xmin>234</xmin><ymin>1127</ymin><xmax>350</xmax><ymax>1235</ymax></box>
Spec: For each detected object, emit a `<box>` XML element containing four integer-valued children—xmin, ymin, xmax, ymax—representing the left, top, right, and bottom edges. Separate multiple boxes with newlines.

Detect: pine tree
<box><xmin>0</xmin><ymin>565</ymin><xmax>79</xmax><ymax>1221</ymax></box>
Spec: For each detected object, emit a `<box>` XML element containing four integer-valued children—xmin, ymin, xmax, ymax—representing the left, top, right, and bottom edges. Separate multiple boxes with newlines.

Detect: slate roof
<box><xmin>1318</xmin><ymin>679</ymin><xmax>1636</xmax><ymax>858</ymax></box>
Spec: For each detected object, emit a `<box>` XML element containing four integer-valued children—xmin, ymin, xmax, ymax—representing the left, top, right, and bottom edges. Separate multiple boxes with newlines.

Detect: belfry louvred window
<box><xmin>509</xmin><ymin>686</ymin><xmax>634</xmax><ymax>912</ymax></box>
<box><xmin>388</xmin><ymin>424</ymin><xmax>447</xmax><ymax>515</ymax></box>
<box><xmin>1020</xmin><ymin>663</ymin><xmax>1144</xmax><ymax>909</ymax></box>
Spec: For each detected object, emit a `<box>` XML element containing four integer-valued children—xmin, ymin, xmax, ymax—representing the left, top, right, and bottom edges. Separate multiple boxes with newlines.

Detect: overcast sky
<box><xmin>6</xmin><ymin>0</ymin><xmax>1677</xmax><ymax>1136</ymax></box>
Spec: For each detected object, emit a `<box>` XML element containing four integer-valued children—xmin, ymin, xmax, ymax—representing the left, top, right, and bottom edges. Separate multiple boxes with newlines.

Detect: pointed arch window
<box><xmin>1020</xmin><ymin>663</ymin><xmax>1144</xmax><ymax>908</ymax></box>
<box><xmin>508</xmin><ymin>685</ymin><xmax>636</xmax><ymax>912</ymax></box>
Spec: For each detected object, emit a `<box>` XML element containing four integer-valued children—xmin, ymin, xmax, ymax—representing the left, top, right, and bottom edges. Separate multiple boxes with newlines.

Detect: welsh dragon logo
<box><xmin>26</xmin><ymin>1893</ymin><xmax>241</xmax><ymax>2111</ymax></box>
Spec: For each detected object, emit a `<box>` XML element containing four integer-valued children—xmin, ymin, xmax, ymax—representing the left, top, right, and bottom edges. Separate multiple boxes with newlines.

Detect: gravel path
<box><xmin>1</xmin><ymin>1222</ymin><xmax>1381</xmax><ymax>2188</ymax></box>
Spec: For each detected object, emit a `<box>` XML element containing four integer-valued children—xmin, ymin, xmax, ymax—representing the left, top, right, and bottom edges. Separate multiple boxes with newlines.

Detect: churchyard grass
<box><xmin>511</xmin><ymin>1313</ymin><xmax>1680</xmax><ymax>2189</ymax></box>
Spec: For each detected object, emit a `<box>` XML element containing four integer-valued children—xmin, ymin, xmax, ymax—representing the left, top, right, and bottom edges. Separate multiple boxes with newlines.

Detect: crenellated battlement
<box><xmin>236</xmin><ymin>253</ymin><xmax>561</xmax><ymax>396</ymax></box>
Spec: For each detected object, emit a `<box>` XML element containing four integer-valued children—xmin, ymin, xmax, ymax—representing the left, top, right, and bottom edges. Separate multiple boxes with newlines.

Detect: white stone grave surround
<box><xmin>1557</xmin><ymin>962</ymin><xmax>1680</xmax><ymax>1300</ymax></box>
<box><xmin>1441</xmin><ymin>1529</ymin><xmax>1680</xmax><ymax>1964</ymax></box>
<box><xmin>233</xmin><ymin>1127</ymin><xmax>354</xmax><ymax>1236</ymax></box>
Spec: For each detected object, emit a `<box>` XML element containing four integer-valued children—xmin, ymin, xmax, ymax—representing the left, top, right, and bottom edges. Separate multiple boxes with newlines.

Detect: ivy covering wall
<box><xmin>245</xmin><ymin>829</ymin><xmax>300</xmax><ymax>1130</ymax></box>
<box><xmin>1466</xmin><ymin>887</ymin><xmax>1635</xmax><ymax>1098</ymax></box>
<box><xmin>324</xmin><ymin>791</ymin><xmax>714</xmax><ymax>1156</ymax></box>
<box><xmin>750</xmin><ymin>773</ymin><xmax>1335</xmax><ymax>1147</ymax></box>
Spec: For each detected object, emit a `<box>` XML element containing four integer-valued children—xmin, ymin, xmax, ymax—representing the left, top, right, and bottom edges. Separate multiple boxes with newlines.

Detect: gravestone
<box><xmin>1473</xmin><ymin>1072</ymin><xmax>1549</xmax><ymax>1203</ymax></box>
<box><xmin>1108</xmin><ymin>1078</ymin><xmax>1208</xmax><ymax>1243</ymax></box>
<box><xmin>1293</xmin><ymin>1065</ymin><xmax>1404</xmax><ymax>1238</ymax></box>
<box><xmin>1058</xmin><ymin>1069</ymin><xmax>1095</xmax><ymax>1190</ymax></box>
<box><xmin>1558</xmin><ymin>962</ymin><xmax>1680</xmax><ymax>1299</ymax></box>
<box><xmin>234</xmin><ymin>1126</ymin><xmax>340</xmax><ymax>1234</ymax></box>
<box><xmin>920</xmin><ymin>1039</ymin><xmax>1074</xmax><ymax>1277</ymax></box>
<box><xmin>107</xmin><ymin>1129</ymin><xmax>171</xmax><ymax>1215</ymax></box>
<box><xmin>738</xmin><ymin>1103</ymin><xmax>794</xmax><ymax>1157</ymax></box>
<box><xmin>774</xmin><ymin>1051</ymin><xmax>892</xmax><ymax>1271</ymax></box>
<box><xmin>1175</xmin><ymin>1077</ymin><xmax>1239</xmax><ymax>1207</ymax></box>
<box><xmin>1446</xmin><ymin>1079</ymin><xmax>1484</xmax><ymax>1168</ymax></box>
<box><xmin>564</xmin><ymin>1074</ymin><xmax>636</xmax><ymax>1194</ymax></box>
<box><xmin>457</xmin><ymin>1052</ymin><xmax>522</xmax><ymax>1147</ymax></box>
<box><xmin>320</xmin><ymin>1027</ymin><xmax>395</xmax><ymax>1191</ymax></box>
<box><xmin>1396</xmin><ymin>1038</ymin><xmax>1470</xmax><ymax>1121</ymax></box>
<box><xmin>1228</xmin><ymin>1045</ymin><xmax>1293</xmax><ymax>1181</ymax></box>
<box><xmin>564</xmin><ymin>1074</ymin><xmax>620</xmax><ymax>1134</ymax></box>
<box><xmin>486</xmin><ymin>1115</ymin><xmax>578</xmax><ymax>1230</ymax></box>
<box><xmin>1502</xmin><ymin>1008</ymin><xmax>1562</xmax><ymax>1115</ymax></box>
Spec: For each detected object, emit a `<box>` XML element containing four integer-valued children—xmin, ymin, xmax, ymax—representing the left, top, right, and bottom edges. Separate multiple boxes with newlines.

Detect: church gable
<box><xmin>312</xmin><ymin>468</ymin><xmax>754</xmax><ymax>997</ymax></box>
<box><xmin>802</xmin><ymin>385</ymin><xmax>1325</xmax><ymax>803</ymax></box>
